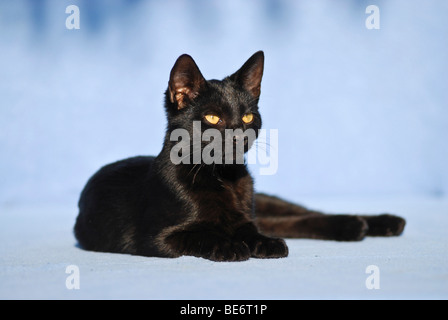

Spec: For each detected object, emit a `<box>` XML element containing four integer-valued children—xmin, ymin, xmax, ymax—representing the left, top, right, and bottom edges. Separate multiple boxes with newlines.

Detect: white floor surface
<box><xmin>1</xmin><ymin>196</ymin><xmax>447</xmax><ymax>300</ymax></box>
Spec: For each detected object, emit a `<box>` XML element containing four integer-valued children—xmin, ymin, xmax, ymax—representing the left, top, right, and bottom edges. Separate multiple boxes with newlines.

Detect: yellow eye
<box><xmin>204</xmin><ymin>114</ymin><xmax>221</xmax><ymax>125</ymax></box>
<box><xmin>242</xmin><ymin>113</ymin><xmax>254</xmax><ymax>124</ymax></box>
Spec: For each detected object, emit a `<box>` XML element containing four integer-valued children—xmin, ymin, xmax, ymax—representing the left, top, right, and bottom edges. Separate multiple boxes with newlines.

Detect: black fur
<box><xmin>74</xmin><ymin>52</ymin><xmax>405</xmax><ymax>262</ymax></box>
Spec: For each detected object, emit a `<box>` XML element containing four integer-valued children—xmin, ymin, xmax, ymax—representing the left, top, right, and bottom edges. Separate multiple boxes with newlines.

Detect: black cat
<box><xmin>74</xmin><ymin>51</ymin><xmax>405</xmax><ymax>262</ymax></box>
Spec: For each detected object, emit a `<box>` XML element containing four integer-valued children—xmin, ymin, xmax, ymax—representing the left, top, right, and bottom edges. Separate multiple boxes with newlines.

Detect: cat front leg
<box><xmin>157</xmin><ymin>223</ymin><xmax>251</xmax><ymax>262</ymax></box>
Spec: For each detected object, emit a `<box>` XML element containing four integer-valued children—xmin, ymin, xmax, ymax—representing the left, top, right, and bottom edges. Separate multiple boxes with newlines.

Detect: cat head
<box><xmin>164</xmin><ymin>51</ymin><xmax>264</xmax><ymax>165</ymax></box>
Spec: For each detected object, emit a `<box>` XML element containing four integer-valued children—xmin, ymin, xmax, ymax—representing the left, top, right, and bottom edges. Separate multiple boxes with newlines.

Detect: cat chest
<box><xmin>189</xmin><ymin>179</ymin><xmax>254</xmax><ymax>223</ymax></box>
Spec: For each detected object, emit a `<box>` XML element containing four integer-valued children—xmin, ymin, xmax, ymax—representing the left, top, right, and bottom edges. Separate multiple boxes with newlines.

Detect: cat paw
<box><xmin>364</xmin><ymin>214</ymin><xmax>406</xmax><ymax>237</ymax></box>
<box><xmin>162</xmin><ymin>230</ymin><xmax>250</xmax><ymax>262</ymax></box>
<box><xmin>248</xmin><ymin>236</ymin><xmax>289</xmax><ymax>259</ymax></box>
<box><xmin>210</xmin><ymin>241</ymin><xmax>251</xmax><ymax>262</ymax></box>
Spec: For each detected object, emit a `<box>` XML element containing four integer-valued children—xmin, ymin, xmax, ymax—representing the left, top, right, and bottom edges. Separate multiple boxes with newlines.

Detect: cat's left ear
<box><xmin>230</xmin><ymin>51</ymin><xmax>264</xmax><ymax>99</ymax></box>
<box><xmin>168</xmin><ymin>54</ymin><xmax>206</xmax><ymax>110</ymax></box>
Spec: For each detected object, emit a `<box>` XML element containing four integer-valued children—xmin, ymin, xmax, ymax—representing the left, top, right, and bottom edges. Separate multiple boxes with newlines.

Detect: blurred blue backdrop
<box><xmin>0</xmin><ymin>0</ymin><xmax>447</xmax><ymax>206</ymax></box>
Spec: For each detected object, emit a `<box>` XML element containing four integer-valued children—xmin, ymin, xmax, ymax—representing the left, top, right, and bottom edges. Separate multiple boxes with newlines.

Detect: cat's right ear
<box><xmin>229</xmin><ymin>51</ymin><xmax>264</xmax><ymax>99</ymax></box>
<box><xmin>168</xmin><ymin>54</ymin><xmax>206</xmax><ymax>110</ymax></box>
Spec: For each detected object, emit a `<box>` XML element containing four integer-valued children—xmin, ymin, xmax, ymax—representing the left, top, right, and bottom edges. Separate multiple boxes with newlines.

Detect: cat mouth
<box><xmin>223</xmin><ymin>139</ymin><xmax>250</xmax><ymax>164</ymax></box>
<box><xmin>201</xmin><ymin>139</ymin><xmax>249</xmax><ymax>165</ymax></box>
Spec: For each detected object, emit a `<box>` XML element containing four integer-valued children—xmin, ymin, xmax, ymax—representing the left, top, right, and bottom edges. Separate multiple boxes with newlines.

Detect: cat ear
<box><xmin>230</xmin><ymin>51</ymin><xmax>264</xmax><ymax>99</ymax></box>
<box><xmin>168</xmin><ymin>54</ymin><xmax>206</xmax><ymax>110</ymax></box>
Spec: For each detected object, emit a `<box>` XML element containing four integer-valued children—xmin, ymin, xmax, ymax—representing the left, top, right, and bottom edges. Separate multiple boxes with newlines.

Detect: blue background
<box><xmin>1</xmin><ymin>0</ymin><xmax>447</xmax><ymax>206</ymax></box>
